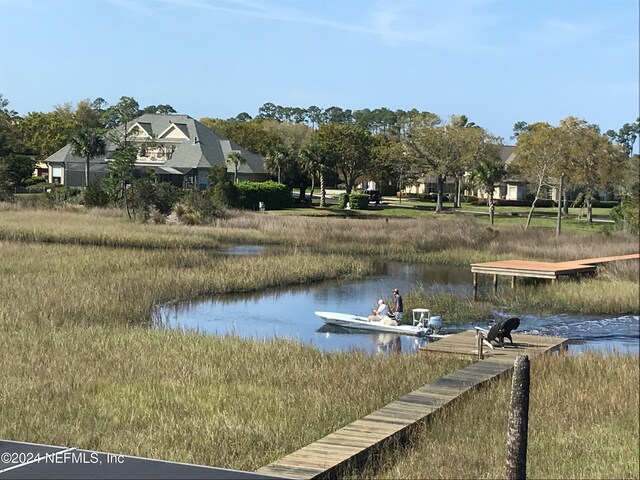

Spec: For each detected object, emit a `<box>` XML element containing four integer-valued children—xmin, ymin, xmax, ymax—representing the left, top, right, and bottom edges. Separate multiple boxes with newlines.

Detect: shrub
<box><xmin>592</xmin><ymin>200</ymin><xmax>620</xmax><ymax>208</ymax></box>
<box><xmin>207</xmin><ymin>166</ymin><xmax>239</xmax><ymax>208</ymax></box>
<box><xmin>149</xmin><ymin>207</ymin><xmax>166</xmax><ymax>224</ymax></box>
<box><xmin>349</xmin><ymin>193</ymin><xmax>370</xmax><ymax>210</ymax></box>
<box><xmin>461</xmin><ymin>195</ymin><xmax>477</xmax><ymax>203</ymax></box>
<box><xmin>338</xmin><ymin>193</ymin><xmax>349</xmax><ymax>208</ymax></box>
<box><xmin>533</xmin><ymin>199</ymin><xmax>556</xmax><ymax>207</ymax></box>
<box><xmin>83</xmin><ymin>181</ymin><xmax>110</xmax><ymax>208</ymax></box>
<box><xmin>173</xmin><ymin>190</ymin><xmax>223</xmax><ymax>224</ymax></box>
<box><xmin>235</xmin><ymin>181</ymin><xmax>290</xmax><ymax>210</ymax></box>
<box><xmin>154</xmin><ymin>182</ymin><xmax>181</xmax><ymax>214</ymax></box>
<box><xmin>23</xmin><ymin>176</ymin><xmax>46</xmax><ymax>186</ymax></box>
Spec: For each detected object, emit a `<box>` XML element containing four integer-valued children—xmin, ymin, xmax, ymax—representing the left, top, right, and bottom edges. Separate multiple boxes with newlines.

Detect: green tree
<box><xmin>107</xmin><ymin>145</ymin><xmax>137</xmax><ymax>218</ymax></box>
<box><xmin>207</xmin><ymin>165</ymin><xmax>238</xmax><ymax>208</ymax></box>
<box><xmin>70</xmin><ymin>127</ymin><xmax>106</xmax><ymax>187</ymax></box>
<box><xmin>0</xmin><ymin>94</ymin><xmax>19</xmax><ymax>199</ymax></box>
<box><xmin>225</xmin><ymin>150</ymin><xmax>246</xmax><ymax>183</ymax></box>
<box><xmin>2</xmin><ymin>153</ymin><xmax>36</xmax><ymax>186</ymax></box>
<box><xmin>560</xmin><ymin>117</ymin><xmax>627</xmax><ymax>223</ymax></box>
<box><xmin>200</xmin><ymin>118</ymin><xmax>279</xmax><ymax>157</ymax></box>
<box><xmin>605</xmin><ymin>118</ymin><xmax>639</xmax><ymax>157</ymax></box>
<box><xmin>316</xmin><ymin>123</ymin><xmax>372</xmax><ymax>194</ymax></box>
<box><xmin>513</xmin><ymin>122</ymin><xmax>564</xmax><ymax>228</ymax></box>
<box><xmin>469</xmin><ymin>142</ymin><xmax>507</xmax><ymax>226</ymax></box>
<box><xmin>265</xmin><ymin>145</ymin><xmax>288</xmax><ymax>184</ymax></box>
<box><xmin>611</xmin><ymin>155</ymin><xmax>639</xmax><ymax>234</ymax></box>
<box><xmin>404</xmin><ymin>119</ymin><xmax>474</xmax><ymax>213</ymax></box>
<box><xmin>262</xmin><ymin>121</ymin><xmax>313</xmax><ymax>200</ymax></box>
<box><xmin>16</xmin><ymin>106</ymin><xmax>77</xmax><ymax>160</ymax></box>
<box><xmin>301</xmin><ymin>138</ymin><xmax>335</xmax><ymax>207</ymax></box>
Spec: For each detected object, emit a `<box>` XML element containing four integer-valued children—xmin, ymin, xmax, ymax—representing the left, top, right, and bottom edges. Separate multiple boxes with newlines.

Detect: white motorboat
<box><xmin>315</xmin><ymin>308</ymin><xmax>447</xmax><ymax>338</ymax></box>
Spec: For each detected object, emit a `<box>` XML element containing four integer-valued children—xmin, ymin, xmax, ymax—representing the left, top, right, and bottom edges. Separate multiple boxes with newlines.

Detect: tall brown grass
<box><xmin>1</xmin><ymin>208</ymin><xmax>637</xmax><ymax>264</ymax></box>
<box><xmin>348</xmin><ymin>352</ymin><xmax>639</xmax><ymax>479</ymax></box>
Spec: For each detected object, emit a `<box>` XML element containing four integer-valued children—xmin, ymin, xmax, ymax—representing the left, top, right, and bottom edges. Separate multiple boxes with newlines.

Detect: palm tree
<box><xmin>471</xmin><ymin>156</ymin><xmax>507</xmax><ymax>226</ymax></box>
<box><xmin>70</xmin><ymin>128</ymin><xmax>106</xmax><ymax>187</ymax></box>
<box><xmin>225</xmin><ymin>150</ymin><xmax>246</xmax><ymax>183</ymax></box>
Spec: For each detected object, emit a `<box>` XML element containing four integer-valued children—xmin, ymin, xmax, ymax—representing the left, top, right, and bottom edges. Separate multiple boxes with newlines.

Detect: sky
<box><xmin>0</xmin><ymin>0</ymin><xmax>638</xmax><ymax>143</ymax></box>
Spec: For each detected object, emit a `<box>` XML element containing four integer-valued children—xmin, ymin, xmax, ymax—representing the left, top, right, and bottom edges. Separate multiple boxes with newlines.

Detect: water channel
<box><xmin>156</xmin><ymin>254</ymin><xmax>639</xmax><ymax>356</ymax></box>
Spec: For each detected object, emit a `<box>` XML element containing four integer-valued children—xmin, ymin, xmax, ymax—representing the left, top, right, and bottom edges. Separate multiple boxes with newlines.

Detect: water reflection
<box><xmin>156</xmin><ymin>261</ymin><xmax>639</xmax><ymax>356</ymax></box>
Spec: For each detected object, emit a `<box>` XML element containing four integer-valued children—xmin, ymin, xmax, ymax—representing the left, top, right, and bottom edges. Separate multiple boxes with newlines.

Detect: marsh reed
<box><xmin>347</xmin><ymin>352</ymin><xmax>639</xmax><ymax>479</ymax></box>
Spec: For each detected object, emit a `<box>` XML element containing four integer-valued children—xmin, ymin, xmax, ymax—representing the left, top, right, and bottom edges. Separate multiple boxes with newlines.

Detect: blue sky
<box><xmin>0</xmin><ymin>0</ymin><xmax>638</xmax><ymax>142</ymax></box>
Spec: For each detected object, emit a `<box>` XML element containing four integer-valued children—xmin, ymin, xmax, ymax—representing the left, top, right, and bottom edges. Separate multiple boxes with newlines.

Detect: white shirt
<box><xmin>376</xmin><ymin>303</ymin><xmax>390</xmax><ymax>317</ymax></box>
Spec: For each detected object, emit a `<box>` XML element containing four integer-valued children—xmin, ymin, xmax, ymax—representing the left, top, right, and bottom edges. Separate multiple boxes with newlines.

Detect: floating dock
<box><xmin>257</xmin><ymin>331</ymin><xmax>568</xmax><ymax>480</ymax></box>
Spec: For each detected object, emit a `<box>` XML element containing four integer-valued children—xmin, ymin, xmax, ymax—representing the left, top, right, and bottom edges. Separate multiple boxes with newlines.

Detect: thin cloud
<box><xmin>103</xmin><ymin>0</ymin><xmax>507</xmax><ymax>49</ymax></box>
<box><xmin>136</xmin><ymin>0</ymin><xmax>376</xmax><ymax>35</ymax></box>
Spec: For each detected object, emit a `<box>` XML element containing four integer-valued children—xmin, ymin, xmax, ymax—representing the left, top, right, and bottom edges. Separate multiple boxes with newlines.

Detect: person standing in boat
<box><xmin>368</xmin><ymin>299</ymin><xmax>390</xmax><ymax>322</ymax></box>
<box><xmin>392</xmin><ymin>288</ymin><xmax>404</xmax><ymax>323</ymax></box>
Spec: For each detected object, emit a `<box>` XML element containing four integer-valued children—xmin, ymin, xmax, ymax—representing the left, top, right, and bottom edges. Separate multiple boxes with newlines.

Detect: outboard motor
<box><xmin>425</xmin><ymin>315</ymin><xmax>443</xmax><ymax>335</ymax></box>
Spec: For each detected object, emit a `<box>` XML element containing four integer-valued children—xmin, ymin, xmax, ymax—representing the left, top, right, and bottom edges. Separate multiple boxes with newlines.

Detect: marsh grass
<box><xmin>404</xmin><ymin>290</ymin><xmax>493</xmax><ymax>324</ymax></box>
<box><xmin>0</xmin><ymin>241</ymin><xmax>373</xmax><ymax>327</ymax></box>
<box><xmin>494</xmin><ymin>277</ymin><xmax>640</xmax><ymax>315</ymax></box>
<box><xmin>347</xmin><ymin>352</ymin><xmax>639</xmax><ymax>479</ymax></box>
<box><xmin>0</xmin><ymin>207</ymin><xmax>637</xmax><ymax>476</ymax></box>
<box><xmin>0</xmin><ymin>325</ymin><xmax>468</xmax><ymax>470</ymax></box>
<box><xmin>1</xmin><ymin>208</ymin><xmax>637</xmax><ymax>264</ymax></box>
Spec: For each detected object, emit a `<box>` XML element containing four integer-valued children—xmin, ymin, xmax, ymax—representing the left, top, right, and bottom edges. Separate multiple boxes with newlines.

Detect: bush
<box><xmin>461</xmin><ymin>195</ymin><xmax>477</xmax><ymax>203</ymax></box>
<box><xmin>235</xmin><ymin>181</ymin><xmax>290</xmax><ymax>210</ymax></box>
<box><xmin>23</xmin><ymin>176</ymin><xmax>46</xmax><ymax>186</ymax></box>
<box><xmin>472</xmin><ymin>198</ymin><xmax>557</xmax><ymax>207</ymax></box>
<box><xmin>83</xmin><ymin>181</ymin><xmax>110</xmax><ymax>208</ymax></box>
<box><xmin>154</xmin><ymin>182</ymin><xmax>181</xmax><ymax>214</ymax></box>
<box><xmin>531</xmin><ymin>199</ymin><xmax>556</xmax><ymax>207</ymax></box>
<box><xmin>207</xmin><ymin>166</ymin><xmax>238</xmax><ymax>208</ymax></box>
<box><xmin>349</xmin><ymin>193</ymin><xmax>370</xmax><ymax>210</ymax></box>
<box><xmin>338</xmin><ymin>193</ymin><xmax>349</xmax><ymax>208</ymax></box>
<box><xmin>419</xmin><ymin>193</ymin><xmax>438</xmax><ymax>202</ymax></box>
<box><xmin>173</xmin><ymin>190</ymin><xmax>223</xmax><ymax>224</ymax></box>
<box><xmin>592</xmin><ymin>200</ymin><xmax>620</xmax><ymax>208</ymax></box>
<box><xmin>49</xmin><ymin>186</ymin><xmax>79</xmax><ymax>204</ymax></box>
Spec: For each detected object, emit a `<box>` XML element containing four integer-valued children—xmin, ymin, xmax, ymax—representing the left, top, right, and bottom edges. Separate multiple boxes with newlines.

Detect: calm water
<box><xmin>156</xmin><ymin>262</ymin><xmax>639</xmax><ymax>356</ymax></box>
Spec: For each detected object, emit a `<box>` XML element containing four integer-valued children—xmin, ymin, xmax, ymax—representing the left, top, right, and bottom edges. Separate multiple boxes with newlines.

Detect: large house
<box><xmin>403</xmin><ymin>145</ymin><xmax>529</xmax><ymax>201</ymax></box>
<box><xmin>44</xmin><ymin>114</ymin><xmax>269</xmax><ymax>188</ymax></box>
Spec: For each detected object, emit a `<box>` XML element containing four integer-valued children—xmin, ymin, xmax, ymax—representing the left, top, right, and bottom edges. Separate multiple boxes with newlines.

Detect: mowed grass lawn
<box><xmin>0</xmin><ymin>206</ymin><xmax>638</xmax><ymax>477</ymax></box>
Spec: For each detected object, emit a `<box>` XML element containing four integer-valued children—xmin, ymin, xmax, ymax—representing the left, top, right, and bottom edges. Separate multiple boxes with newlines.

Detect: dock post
<box><xmin>476</xmin><ymin>332</ymin><xmax>484</xmax><ymax>360</ymax></box>
<box><xmin>473</xmin><ymin>272</ymin><xmax>478</xmax><ymax>301</ymax></box>
<box><xmin>505</xmin><ymin>355</ymin><xmax>530</xmax><ymax>480</ymax></box>
<box><xmin>511</xmin><ymin>276</ymin><xmax>516</xmax><ymax>289</ymax></box>
<box><xmin>493</xmin><ymin>274</ymin><xmax>498</xmax><ymax>294</ymax></box>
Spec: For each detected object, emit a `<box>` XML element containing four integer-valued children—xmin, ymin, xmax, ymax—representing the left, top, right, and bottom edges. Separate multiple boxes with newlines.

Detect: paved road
<box><xmin>0</xmin><ymin>440</ymin><xmax>284</xmax><ymax>480</ymax></box>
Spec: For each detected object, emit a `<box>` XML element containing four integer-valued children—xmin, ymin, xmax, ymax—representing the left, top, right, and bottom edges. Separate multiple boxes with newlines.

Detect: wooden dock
<box><xmin>256</xmin><ymin>331</ymin><xmax>568</xmax><ymax>480</ymax></box>
<box><xmin>470</xmin><ymin>253</ymin><xmax>639</xmax><ymax>299</ymax></box>
<box><xmin>420</xmin><ymin>330</ymin><xmax>568</xmax><ymax>359</ymax></box>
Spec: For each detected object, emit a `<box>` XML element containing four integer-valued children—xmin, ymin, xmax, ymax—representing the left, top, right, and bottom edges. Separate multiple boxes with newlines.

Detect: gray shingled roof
<box><xmin>44</xmin><ymin>114</ymin><xmax>267</xmax><ymax>175</ymax></box>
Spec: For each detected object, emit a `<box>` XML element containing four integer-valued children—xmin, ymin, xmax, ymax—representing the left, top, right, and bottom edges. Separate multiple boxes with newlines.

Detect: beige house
<box><xmin>44</xmin><ymin>114</ymin><xmax>269</xmax><ymax>187</ymax></box>
<box><xmin>404</xmin><ymin>146</ymin><xmax>529</xmax><ymax>201</ymax></box>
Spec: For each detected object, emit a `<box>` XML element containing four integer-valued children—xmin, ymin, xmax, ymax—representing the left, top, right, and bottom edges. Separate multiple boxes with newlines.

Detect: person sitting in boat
<box><xmin>367</xmin><ymin>299</ymin><xmax>396</xmax><ymax>325</ymax></box>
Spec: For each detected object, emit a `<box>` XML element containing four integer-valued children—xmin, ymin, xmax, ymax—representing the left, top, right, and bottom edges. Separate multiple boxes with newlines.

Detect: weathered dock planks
<box><xmin>420</xmin><ymin>330</ymin><xmax>568</xmax><ymax>359</ymax></box>
<box><xmin>256</xmin><ymin>331</ymin><xmax>568</xmax><ymax>480</ymax></box>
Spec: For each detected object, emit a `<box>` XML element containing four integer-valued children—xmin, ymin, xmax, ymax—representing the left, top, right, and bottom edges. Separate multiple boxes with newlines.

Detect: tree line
<box><xmin>1</xmin><ymin>94</ymin><xmax>638</xmax><ymax>232</ymax></box>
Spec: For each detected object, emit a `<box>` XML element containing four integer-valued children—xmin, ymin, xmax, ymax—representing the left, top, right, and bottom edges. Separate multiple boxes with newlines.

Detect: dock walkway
<box><xmin>257</xmin><ymin>331</ymin><xmax>567</xmax><ymax>480</ymax></box>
